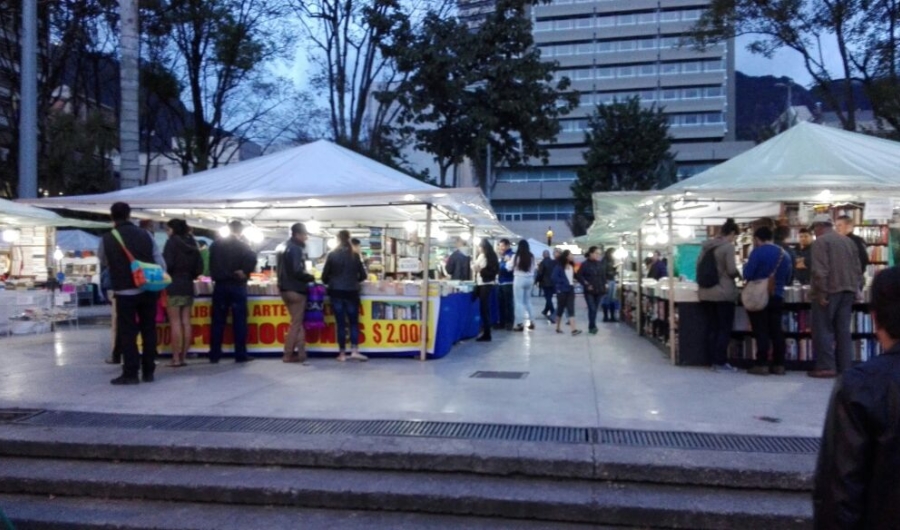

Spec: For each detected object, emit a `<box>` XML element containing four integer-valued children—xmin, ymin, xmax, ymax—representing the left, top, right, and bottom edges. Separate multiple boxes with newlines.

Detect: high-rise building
<box><xmin>489</xmin><ymin>0</ymin><xmax>753</xmax><ymax>241</ymax></box>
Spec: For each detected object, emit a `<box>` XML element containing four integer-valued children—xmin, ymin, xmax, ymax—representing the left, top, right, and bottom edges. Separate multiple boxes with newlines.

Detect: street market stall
<box><xmin>590</xmin><ymin>122</ymin><xmax>900</xmax><ymax>370</ymax></box>
<box><xmin>25</xmin><ymin>140</ymin><xmax>514</xmax><ymax>358</ymax></box>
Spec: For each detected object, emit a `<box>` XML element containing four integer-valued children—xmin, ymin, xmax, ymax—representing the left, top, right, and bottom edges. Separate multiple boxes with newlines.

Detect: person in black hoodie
<box><xmin>209</xmin><ymin>221</ymin><xmax>257</xmax><ymax>364</ymax></box>
<box><xmin>100</xmin><ymin>202</ymin><xmax>161</xmax><ymax>385</ymax></box>
<box><xmin>322</xmin><ymin>230</ymin><xmax>368</xmax><ymax>362</ymax></box>
<box><xmin>575</xmin><ymin>246</ymin><xmax>608</xmax><ymax>334</ymax></box>
<box><xmin>163</xmin><ymin>218</ymin><xmax>203</xmax><ymax>368</ymax></box>
<box><xmin>277</xmin><ymin>222</ymin><xmax>315</xmax><ymax>363</ymax></box>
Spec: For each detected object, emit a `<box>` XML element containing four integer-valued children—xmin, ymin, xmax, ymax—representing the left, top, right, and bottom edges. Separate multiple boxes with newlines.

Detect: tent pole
<box><xmin>420</xmin><ymin>204</ymin><xmax>433</xmax><ymax>361</ymax></box>
<box><xmin>636</xmin><ymin>229</ymin><xmax>643</xmax><ymax>336</ymax></box>
<box><xmin>667</xmin><ymin>200</ymin><xmax>676</xmax><ymax>363</ymax></box>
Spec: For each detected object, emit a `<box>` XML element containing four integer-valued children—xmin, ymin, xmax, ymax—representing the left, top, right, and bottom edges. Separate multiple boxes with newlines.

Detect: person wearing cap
<box><xmin>277</xmin><ymin>222</ymin><xmax>316</xmax><ymax>363</ymax></box>
<box><xmin>808</xmin><ymin>213</ymin><xmax>863</xmax><ymax>378</ymax></box>
<box><xmin>208</xmin><ymin>221</ymin><xmax>258</xmax><ymax>364</ymax></box>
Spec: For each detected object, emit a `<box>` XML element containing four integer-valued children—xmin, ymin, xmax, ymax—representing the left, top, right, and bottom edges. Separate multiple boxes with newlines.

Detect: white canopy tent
<box><xmin>0</xmin><ymin>196</ymin><xmax>105</xmax><ymax>229</ymax></box>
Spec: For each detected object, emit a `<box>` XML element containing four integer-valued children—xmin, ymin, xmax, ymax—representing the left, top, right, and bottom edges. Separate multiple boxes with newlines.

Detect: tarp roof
<box><xmin>663</xmin><ymin>121</ymin><xmax>900</xmax><ymax>201</ymax></box>
<box><xmin>22</xmin><ymin>140</ymin><xmax>514</xmax><ymax>238</ymax></box>
<box><xmin>56</xmin><ymin>230</ymin><xmax>101</xmax><ymax>251</ymax></box>
<box><xmin>0</xmin><ymin>197</ymin><xmax>105</xmax><ymax>228</ymax></box>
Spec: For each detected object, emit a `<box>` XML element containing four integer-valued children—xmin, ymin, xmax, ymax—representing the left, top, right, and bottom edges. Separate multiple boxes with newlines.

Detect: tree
<box><xmin>384</xmin><ymin>0</ymin><xmax>577</xmax><ymax>187</ymax></box>
<box><xmin>689</xmin><ymin>0</ymin><xmax>900</xmax><ymax>132</ymax></box>
<box><xmin>571</xmin><ymin>97</ymin><xmax>674</xmax><ymax>221</ymax></box>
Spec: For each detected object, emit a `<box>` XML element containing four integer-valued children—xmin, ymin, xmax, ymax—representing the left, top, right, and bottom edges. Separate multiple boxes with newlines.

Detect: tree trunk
<box><xmin>119</xmin><ymin>0</ymin><xmax>141</xmax><ymax>188</ymax></box>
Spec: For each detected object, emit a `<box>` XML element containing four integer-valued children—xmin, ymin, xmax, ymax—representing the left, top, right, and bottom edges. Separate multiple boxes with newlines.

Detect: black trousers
<box><xmin>748</xmin><ymin>296</ymin><xmax>786</xmax><ymax>367</ymax></box>
<box><xmin>115</xmin><ymin>291</ymin><xmax>159</xmax><ymax>378</ymax></box>
<box><xmin>541</xmin><ymin>286</ymin><xmax>555</xmax><ymax>315</ymax></box>
<box><xmin>701</xmin><ymin>301</ymin><xmax>735</xmax><ymax>366</ymax></box>
<box><xmin>477</xmin><ymin>285</ymin><xmax>494</xmax><ymax>338</ymax></box>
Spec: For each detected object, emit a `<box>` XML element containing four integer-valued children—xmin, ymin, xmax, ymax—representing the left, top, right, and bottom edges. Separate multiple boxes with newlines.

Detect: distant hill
<box><xmin>734</xmin><ymin>72</ymin><xmax>872</xmax><ymax>141</ymax></box>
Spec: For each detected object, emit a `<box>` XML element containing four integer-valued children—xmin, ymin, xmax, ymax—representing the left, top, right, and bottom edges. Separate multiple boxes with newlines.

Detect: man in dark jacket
<box><xmin>535</xmin><ymin>249</ymin><xmax>557</xmax><ymax>321</ymax></box>
<box><xmin>209</xmin><ymin>220</ymin><xmax>257</xmax><ymax>363</ymax></box>
<box><xmin>100</xmin><ymin>202</ymin><xmax>160</xmax><ymax>385</ymax></box>
<box><xmin>444</xmin><ymin>237</ymin><xmax>471</xmax><ymax>281</ymax></box>
<box><xmin>813</xmin><ymin>266</ymin><xmax>900</xmax><ymax>529</ymax></box>
<box><xmin>497</xmin><ymin>239</ymin><xmax>515</xmax><ymax>330</ymax></box>
<box><xmin>836</xmin><ymin>215</ymin><xmax>869</xmax><ymax>277</ymax></box>
<box><xmin>277</xmin><ymin>222</ymin><xmax>315</xmax><ymax>363</ymax></box>
<box><xmin>575</xmin><ymin>246</ymin><xmax>608</xmax><ymax>334</ymax></box>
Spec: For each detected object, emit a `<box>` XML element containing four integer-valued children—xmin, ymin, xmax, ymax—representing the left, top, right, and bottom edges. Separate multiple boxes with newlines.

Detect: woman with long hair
<box><xmin>551</xmin><ymin>249</ymin><xmax>582</xmax><ymax>335</ymax></box>
<box><xmin>601</xmin><ymin>247</ymin><xmax>618</xmax><ymax>323</ymax></box>
<box><xmin>472</xmin><ymin>238</ymin><xmax>500</xmax><ymax>342</ymax></box>
<box><xmin>163</xmin><ymin>218</ymin><xmax>203</xmax><ymax>367</ymax></box>
<box><xmin>510</xmin><ymin>239</ymin><xmax>536</xmax><ymax>331</ymax></box>
<box><xmin>322</xmin><ymin>229</ymin><xmax>368</xmax><ymax>361</ymax></box>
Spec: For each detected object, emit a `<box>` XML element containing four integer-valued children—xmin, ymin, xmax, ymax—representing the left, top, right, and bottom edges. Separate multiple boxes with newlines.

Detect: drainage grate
<box><xmin>470</xmin><ymin>371</ymin><xmax>529</xmax><ymax>380</ymax></box>
<box><xmin>0</xmin><ymin>409</ymin><xmax>44</xmax><ymax>422</ymax></box>
<box><xmin>13</xmin><ymin>411</ymin><xmax>820</xmax><ymax>453</ymax></box>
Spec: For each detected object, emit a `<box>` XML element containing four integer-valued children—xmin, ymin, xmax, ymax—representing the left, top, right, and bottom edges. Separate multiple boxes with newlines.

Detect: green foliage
<box><xmin>572</xmin><ymin>97</ymin><xmax>674</xmax><ymax>219</ymax></box>
<box><xmin>383</xmin><ymin>0</ymin><xmax>577</xmax><ymax>187</ymax></box>
<box><xmin>41</xmin><ymin>110</ymin><xmax>116</xmax><ymax>196</ymax></box>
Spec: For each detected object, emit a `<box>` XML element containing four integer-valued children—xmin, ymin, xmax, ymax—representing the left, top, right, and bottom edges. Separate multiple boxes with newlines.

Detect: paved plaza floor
<box><xmin>0</xmin><ymin>302</ymin><xmax>834</xmax><ymax>437</ymax></box>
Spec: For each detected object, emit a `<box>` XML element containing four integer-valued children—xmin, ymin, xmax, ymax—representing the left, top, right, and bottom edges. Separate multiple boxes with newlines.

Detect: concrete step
<box><xmin>0</xmin><ymin>493</ymin><xmax>608</xmax><ymax>530</ymax></box>
<box><xmin>0</xmin><ymin>456</ymin><xmax>811</xmax><ymax>529</ymax></box>
<box><xmin>0</xmin><ymin>424</ymin><xmax>815</xmax><ymax>491</ymax></box>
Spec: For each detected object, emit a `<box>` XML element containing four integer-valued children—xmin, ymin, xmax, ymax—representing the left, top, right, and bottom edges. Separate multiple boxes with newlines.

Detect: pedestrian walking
<box><xmin>208</xmin><ymin>221</ymin><xmax>257</xmax><ymax>364</ymax></box>
<box><xmin>697</xmin><ymin>218</ymin><xmax>740</xmax><ymax>372</ymax></box>
<box><xmin>575</xmin><ymin>246</ymin><xmax>607</xmax><ymax>334</ymax></box>
<box><xmin>535</xmin><ymin>249</ymin><xmax>558</xmax><ymax>322</ymax></box>
<box><xmin>813</xmin><ymin>266</ymin><xmax>900</xmax><ymax>528</ymax></box>
<box><xmin>472</xmin><ymin>239</ymin><xmax>499</xmax><ymax>342</ymax></box>
<box><xmin>277</xmin><ymin>223</ymin><xmax>315</xmax><ymax>363</ymax></box>
<box><xmin>322</xmin><ymin>230</ymin><xmax>368</xmax><ymax>362</ymax></box>
<box><xmin>600</xmin><ymin>248</ymin><xmax>618</xmax><ymax>322</ymax></box>
<box><xmin>808</xmin><ymin>214</ymin><xmax>862</xmax><ymax>378</ymax></box>
<box><xmin>162</xmin><ymin>218</ymin><xmax>203</xmax><ymax>368</ymax></box>
<box><xmin>497</xmin><ymin>239</ymin><xmax>515</xmax><ymax>330</ymax></box>
<box><xmin>743</xmin><ymin>226</ymin><xmax>792</xmax><ymax>376</ymax></box>
<box><xmin>100</xmin><ymin>202</ymin><xmax>162</xmax><ymax>385</ymax></box>
<box><xmin>552</xmin><ymin>250</ymin><xmax>581</xmax><ymax>336</ymax></box>
<box><xmin>510</xmin><ymin>239</ymin><xmax>536</xmax><ymax>331</ymax></box>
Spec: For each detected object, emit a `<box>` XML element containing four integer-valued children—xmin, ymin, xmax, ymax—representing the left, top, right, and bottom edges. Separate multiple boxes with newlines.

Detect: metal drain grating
<box><xmin>13</xmin><ymin>411</ymin><xmax>820</xmax><ymax>453</ymax></box>
<box><xmin>470</xmin><ymin>371</ymin><xmax>529</xmax><ymax>379</ymax></box>
<box><xmin>0</xmin><ymin>409</ymin><xmax>44</xmax><ymax>422</ymax></box>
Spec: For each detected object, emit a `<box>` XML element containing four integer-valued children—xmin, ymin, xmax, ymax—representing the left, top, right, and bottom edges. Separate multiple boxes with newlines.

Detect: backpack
<box><xmin>696</xmin><ymin>247</ymin><xmax>719</xmax><ymax>288</ymax></box>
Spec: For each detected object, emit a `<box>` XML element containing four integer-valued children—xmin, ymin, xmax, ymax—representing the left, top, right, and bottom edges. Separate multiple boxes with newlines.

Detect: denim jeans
<box><xmin>584</xmin><ymin>292</ymin><xmax>602</xmax><ymax>330</ymax></box>
<box><xmin>513</xmin><ymin>275</ymin><xmax>535</xmax><ymax>326</ymax></box>
<box><xmin>210</xmin><ymin>283</ymin><xmax>249</xmax><ymax>362</ymax></box>
<box><xmin>601</xmin><ymin>280</ymin><xmax>617</xmax><ymax>307</ymax></box>
<box><xmin>541</xmin><ymin>286</ymin><xmax>555</xmax><ymax>315</ymax></box>
<box><xmin>331</xmin><ymin>296</ymin><xmax>361</xmax><ymax>351</ymax></box>
<box><xmin>498</xmin><ymin>282</ymin><xmax>514</xmax><ymax>328</ymax></box>
<box><xmin>115</xmin><ymin>291</ymin><xmax>158</xmax><ymax>378</ymax></box>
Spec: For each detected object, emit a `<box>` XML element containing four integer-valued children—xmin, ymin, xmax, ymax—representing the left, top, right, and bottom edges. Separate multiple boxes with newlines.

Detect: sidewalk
<box><xmin>0</xmin><ymin>302</ymin><xmax>834</xmax><ymax>437</ymax></box>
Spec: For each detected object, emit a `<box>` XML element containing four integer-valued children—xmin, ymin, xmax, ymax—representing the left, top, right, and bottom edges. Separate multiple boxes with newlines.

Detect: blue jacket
<box><xmin>498</xmin><ymin>249</ymin><xmax>514</xmax><ymax>284</ymax></box>
<box><xmin>743</xmin><ymin>243</ymin><xmax>793</xmax><ymax>298</ymax></box>
<box><xmin>551</xmin><ymin>262</ymin><xmax>575</xmax><ymax>294</ymax></box>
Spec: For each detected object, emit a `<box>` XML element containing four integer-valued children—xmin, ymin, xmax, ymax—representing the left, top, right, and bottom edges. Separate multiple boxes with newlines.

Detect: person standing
<box><xmin>277</xmin><ymin>223</ymin><xmax>315</xmax><ymax>363</ymax></box>
<box><xmin>793</xmin><ymin>228</ymin><xmax>813</xmax><ymax>285</ymax></box>
<box><xmin>575</xmin><ymin>246</ymin><xmax>607</xmax><ymax>334</ymax></box>
<box><xmin>208</xmin><ymin>221</ymin><xmax>257</xmax><ymax>364</ymax></box>
<box><xmin>600</xmin><ymin>247</ymin><xmax>619</xmax><ymax>322</ymax></box>
<box><xmin>163</xmin><ymin>219</ymin><xmax>203</xmax><ymax>368</ymax></box>
<box><xmin>497</xmin><ymin>239</ymin><xmax>515</xmax><ymax>330</ymax></box>
<box><xmin>552</xmin><ymin>250</ymin><xmax>582</xmax><ymax>336</ymax></box>
<box><xmin>813</xmin><ymin>266</ymin><xmax>900</xmax><ymax>528</ymax></box>
<box><xmin>697</xmin><ymin>218</ymin><xmax>740</xmax><ymax>372</ymax></box>
<box><xmin>647</xmin><ymin>252</ymin><xmax>668</xmax><ymax>280</ymax></box>
<box><xmin>472</xmin><ymin>239</ymin><xmax>499</xmax><ymax>342</ymax></box>
<box><xmin>743</xmin><ymin>227</ymin><xmax>793</xmax><ymax>376</ymax></box>
<box><xmin>323</xmin><ymin>230</ymin><xmax>369</xmax><ymax>362</ymax></box>
<box><xmin>444</xmin><ymin>237</ymin><xmax>472</xmax><ymax>281</ymax></box>
<box><xmin>510</xmin><ymin>239</ymin><xmax>536</xmax><ymax>331</ymax></box>
<box><xmin>808</xmin><ymin>214</ymin><xmax>862</xmax><ymax>378</ymax></box>
<box><xmin>535</xmin><ymin>249</ymin><xmax>557</xmax><ymax>322</ymax></box>
<box><xmin>835</xmin><ymin>215</ymin><xmax>869</xmax><ymax>277</ymax></box>
<box><xmin>100</xmin><ymin>202</ymin><xmax>160</xmax><ymax>385</ymax></box>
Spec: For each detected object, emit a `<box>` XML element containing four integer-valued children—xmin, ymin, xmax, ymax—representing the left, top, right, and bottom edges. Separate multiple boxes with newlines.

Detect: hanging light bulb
<box><xmin>218</xmin><ymin>225</ymin><xmax>231</xmax><ymax>238</ymax></box>
<box><xmin>436</xmin><ymin>230</ymin><xmax>448</xmax><ymax>242</ymax></box>
<box><xmin>645</xmin><ymin>234</ymin><xmax>657</xmax><ymax>246</ymax></box>
<box><xmin>613</xmin><ymin>247</ymin><xmax>628</xmax><ymax>260</ymax></box>
<box><xmin>327</xmin><ymin>237</ymin><xmax>339</xmax><ymax>250</ymax></box>
<box><xmin>2</xmin><ymin>229</ymin><xmax>20</xmax><ymax>243</ymax></box>
<box><xmin>53</xmin><ymin>247</ymin><xmax>64</xmax><ymax>261</ymax></box>
<box><xmin>678</xmin><ymin>225</ymin><xmax>693</xmax><ymax>239</ymax></box>
<box><xmin>657</xmin><ymin>232</ymin><xmax>669</xmax><ymax>245</ymax></box>
<box><xmin>244</xmin><ymin>225</ymin><xmax>264</xmax><ymax>244</ymax></box>
<box><xmin>305</xmin><ymin>219</ymin><xmax>321</xmax><ymax>234</ymax></box>
<box><xmin>404</xmin><ymin>220</ymin><xmax>418</xmax><ymax>233</ymax></box>
<box><xmin>275</xmin><ymin>242</ymin><xmax>287</xmax><ymax>253</ymax></box>
<box><xmin>460</xmin><ymin>232</ymin><xmax>471</xmax><ymax>241</ymax></box>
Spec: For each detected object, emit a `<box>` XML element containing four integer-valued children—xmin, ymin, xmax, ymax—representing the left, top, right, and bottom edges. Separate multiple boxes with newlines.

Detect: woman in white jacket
<box><xmin>509</xmin><ymin>239</ymin><xmax>536</xmax><ymax>331</ymax></box>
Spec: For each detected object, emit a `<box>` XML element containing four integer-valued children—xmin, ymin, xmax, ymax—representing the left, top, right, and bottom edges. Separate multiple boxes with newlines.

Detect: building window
<box><xmin>597</xmin><ymin>15</ymin><xmax>615</xmax><ymax>27</ymax></box>
<box><xmin>539</xmin><ymin>46</ymin><xmax>554</xmax><ymax>57</ymax></box>
<box><xmin>662</xmin><ymin>89</ymin><xmax>679</xmax><ymax>100</ymax></box>
<box><xmin>555</xmin><ymin>44</ymin><xmax>573</xmax><ymax>56</ymax></box>
<box><xmin>576</xmin><ymin>17</ymin><xmax>594</xmax><ymax>28</ymax></box>
<box><xmin>617</xmin><ymin>14</ymin><xmax>636</xmax><ymax>25</ymax></box>
<box><xmin>705</xmin><ymin>112</ymin><xmax>724</xmax><ymax>124</ymax></box>
<box><xmin>597</xmin><ymin>41</ymin><xmax>614</xmax><ymax>53</ymax></box>
<box><xmin>639</xmin><ymin>64</ymin><xmax>657</xmax><ymax>76</ymax></box>
<box><xmin>555</xmin><ymin>19</ymin><xmax>573</xmax><ymax>30</ymax></box>
<box><xmin>660</xmin><ymin>36</ymin><xmax>680</xmax><ymax>48</ymax></box>
<box><xmin>683</xmin><ymin>88</ymin><xmax>701</xmax><ymax>99</ymax></box>
<box><xmin>683</xmin><ymin>114</ymin><xmax>701</xmax><ymax>125</ymax></box>
<box><xmin>638</xmin><ymin>12</ymin><xmax>657</xmax><ymax>24</ymax></box>
<box><xmin>682</xmin><ymin>61</ymin><xmax>701</xmax><ymax>74</ymax></box>
<box><xmin>704</xmin><ymin>59</ymin><xmax>724</xmax><ymax>71</ymax></box>
<box><xmin>494</xmin><ymin>200</ymin><xmax>576</xmax><ymax>221</ymax></box>
<box><xmin>705</xmin><ymin>86</ymin><xmax>724</xmax><ymax>98</ymax></box>
<box><xmin>660</xmin><ymin>63</ymin><xmax>680</xmax><ymax>75</ymax></box>
<box><xmin>534</xmin><ymin>20</ymin><xmax>553</xmax><ymax>32</ymax></box>
<box><xmin>618</xmin><ymin>39</ymin><xmax>637</xmax><ymax>51</ymax></box>
<box><xmin>618</xmin><ymin>66</ymin><xmax>635</xmax><ymax>77</ymax></box>
<box><xmin>640</xmin><ymin>37</ymin><xmax>658</xmax><ymax>49</ymax></box>
<box><xmin>640</xmin><ymin>89</ymin><xmax>657</xmax><ymax>101</ymax></box>
<box><xmin>660</xmin><ymin>11</ymin><xmax>681</xmax><ymax>22</ymax></box>
<box><xmin>596</xmin><ymin>67</ymin><xmax>615</xmax><ymax>78</ymax></box>
<box><xmin>575</xmin><ymin>68</ymin><xmax>593</xmax><ymax>80</ymax></box>
<box><xmin>682</xmin><ymin>9</ymin><xmax>701</xmax><ymax>21</ymax></box>
<box><xmin>576</xmin><ymin>43</ymin><xmax>594</xmax><ymax>54</ymax></box>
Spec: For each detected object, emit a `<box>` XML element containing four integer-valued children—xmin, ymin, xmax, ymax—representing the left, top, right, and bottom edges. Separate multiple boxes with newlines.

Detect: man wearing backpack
<box><xmin>100</xmin><ymin>202</ymin><xmax>163</xmax><ymax>385</ymax></box>
<box><xmin>697</xmin><ymin>218</ymin><xmax>740</xmax><ymax>372</ymax></box>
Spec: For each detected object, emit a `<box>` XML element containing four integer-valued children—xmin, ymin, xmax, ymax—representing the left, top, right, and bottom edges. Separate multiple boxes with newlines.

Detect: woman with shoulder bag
<box><xmin>743</xmin><ymin>226</ymin><xmax>793</xmax><ymax>376</ymax></box>
<box><xmin>472</xmin><ymin>239</ymin><xmax>499</xmax><ymax>342</ymax></box>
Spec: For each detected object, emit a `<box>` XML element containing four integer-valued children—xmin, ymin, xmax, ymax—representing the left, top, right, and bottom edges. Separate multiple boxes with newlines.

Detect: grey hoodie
<box><xmin>697</xmin><ymin>237</ymin><xmax>738</xmax><ymax>302</ymax></box>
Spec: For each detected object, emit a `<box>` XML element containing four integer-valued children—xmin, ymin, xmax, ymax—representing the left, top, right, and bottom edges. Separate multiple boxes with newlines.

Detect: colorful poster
<box><xmin>157</xmin><ymin>295</ymin><xmax>440</xmax><ymax>355</ymax></box>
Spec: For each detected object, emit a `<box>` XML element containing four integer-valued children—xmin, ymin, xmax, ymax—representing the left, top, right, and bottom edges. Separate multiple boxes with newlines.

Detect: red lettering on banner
<box><xmin>358</xmin><ymin>303</ymin><xmax>365</xmax><ymax>316</ymax></box>
<box><xmin>372</xmin><ymin>322</ymin><xmax>382</xmax><ymax>343</ymax></box>
<box><xmin>193</xmin><ymin>324</ymin><xmax>210</xmax><ymax>345</ymax></box>
<box><xmin>357</xmin><ymin>323</ymin><xmax>366</xmax><ymax>344</ymax></box>
<box><xmin>260</xmin><ymin>323</ymin><xmax>276</xmax><ymax>344</ymax></box>
<box><xmin>192</xmin><ymin>305</ymin><xmax>210</xmax><ymax>319</ymax></box>
<box><xmin>277</xmin><ymin>323</ymin><xmax>290</xmax><ymax>343</ymax></box>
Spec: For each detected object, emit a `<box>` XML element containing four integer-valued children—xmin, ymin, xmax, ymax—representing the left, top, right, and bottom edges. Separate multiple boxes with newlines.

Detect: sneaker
<box><xmin>349</xmin><ymin>352</ymin><xmax>369</xmax><ymax>362</ymax></box>
<box><xmin>527</xmin><ymin>322</ymin><xmax>535</xmax><ymax>330</ymax></box>
<box><xmin>588</xmin><ymin>328</ymin><xmax>598</xmax><ymax>335</ymax></box>
<box><xmin>711</xmin><ymin>363</ymin><xmax>738</xmax><ymax>373</ymax></box>
<box><xmin>807</xmin><ymin>369</ymin><xmax>837</xmax><ymax>379</ymax></box>
<box><xmin>770</xmin><ymin>365</ymin><xmax>786</xmax><ymax>376</ymax></box>
<box><xmin>110</xmin><ymin>375</ymin><xmax>139</xmax><ymax>385</ymax></box>
<box><xmin>142</xmin><ymin>373</ymin><xmax>155</xmax><ymax>383</ymax></box>
<box><xmin>512</xmin><ymin>324</ymin><xmax>525</xmax><ymax>332</ymax></box>
<box><xmin>571</xmin><ymin>329</ymin><xmax>582</xmax><ymax>336</ymax></box>
<box><xmin>747</xmin><ymin>366</ymin><xmax>770</xmax><ymax>376</ymax></box>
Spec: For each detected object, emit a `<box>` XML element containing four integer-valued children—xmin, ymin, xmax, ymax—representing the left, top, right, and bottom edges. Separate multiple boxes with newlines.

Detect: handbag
<box><xmin>304</xmin><ymin>283</ymin><xmax>326</xmax><ymax>330</ymax></box>
<box><xmin>111</xmin><ymin>229</ymin><xmax>172</xmax><ymax>292</ymax></box>
<box><xmin>741</xmin><ymin>246</ymin><xmax>784</xmax><ymax>312</ymax></box>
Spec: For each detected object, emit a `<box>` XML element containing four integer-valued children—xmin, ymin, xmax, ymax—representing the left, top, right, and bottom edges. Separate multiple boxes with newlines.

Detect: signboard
<box><xmin>157</xmin><ymin>295</ymin><xmax>439</xmax><ymax>355</ymax></box>
<box><xmin>397</xmin><ymin>257</ymin><xmax>421</xmax><ymax>273</ymax></box>
<box><xmin>864</xmin><ymin>199</ymin><xmax>894</xmax><ymax>221</ymax></box>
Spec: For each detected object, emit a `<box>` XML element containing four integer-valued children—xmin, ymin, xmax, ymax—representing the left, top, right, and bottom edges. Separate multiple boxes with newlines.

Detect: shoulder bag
<box><xmin>112</xmin><ymin>229</ymin><xmax>172</xmax><ymax>292</ymax></box>
<box><xmin>741</xmin><ymin>246</ymin><xmax>784</xmax><ymax>312</ymax></box>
